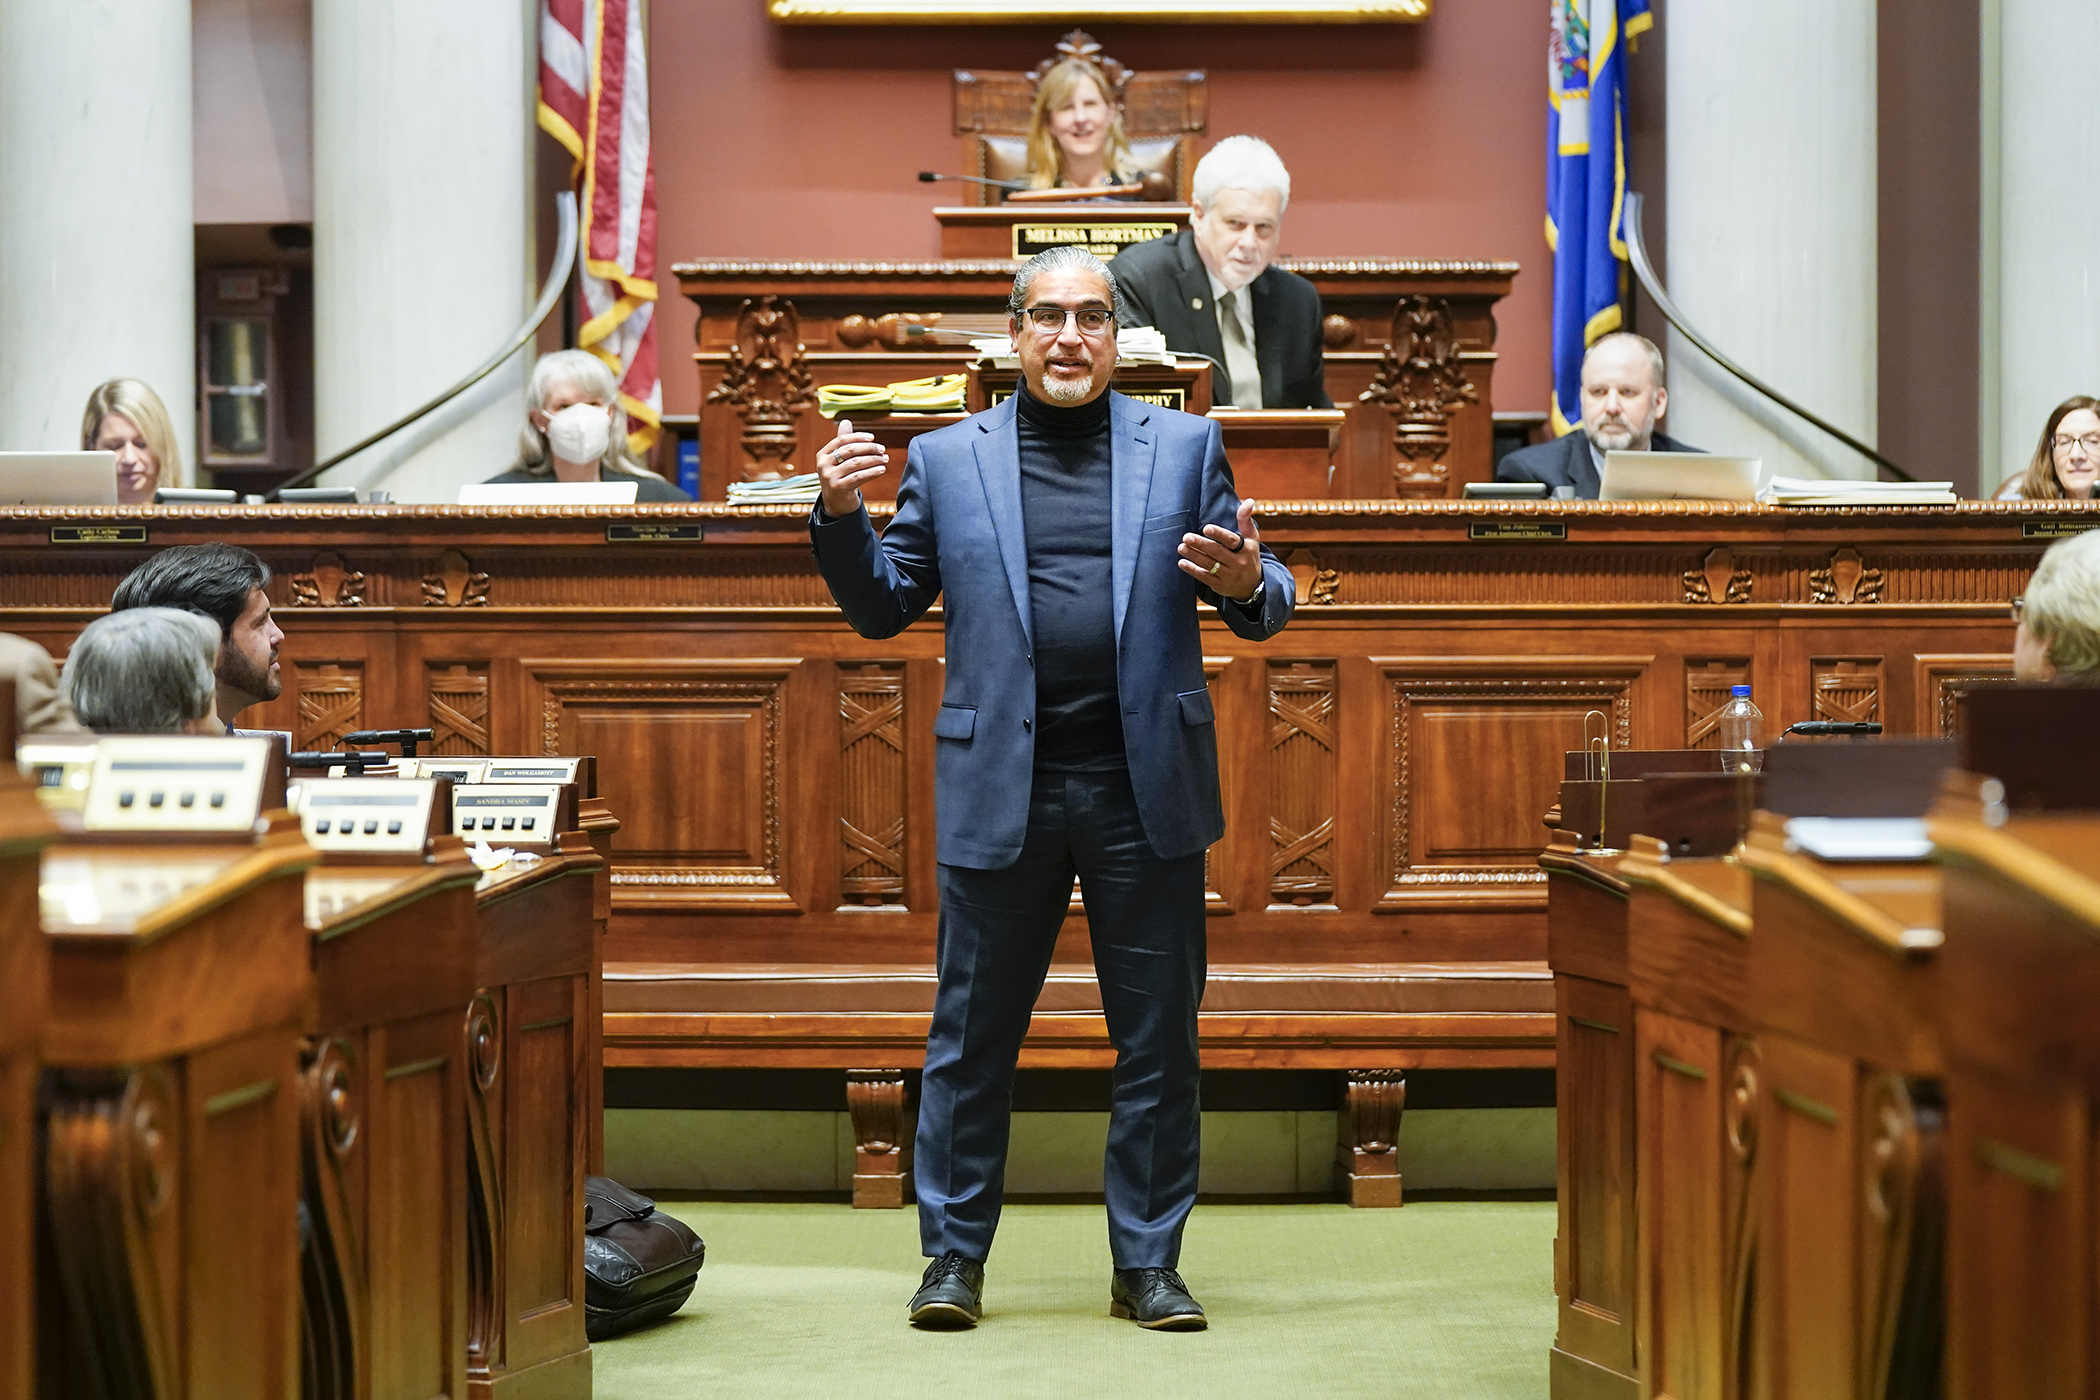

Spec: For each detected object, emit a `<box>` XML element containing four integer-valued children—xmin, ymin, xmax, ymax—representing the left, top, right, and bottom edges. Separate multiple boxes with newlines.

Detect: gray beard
<box><xmin>1040</xmin><ymin>373</ymin><xmax>1096</xmax><ymax>405</ymax></box>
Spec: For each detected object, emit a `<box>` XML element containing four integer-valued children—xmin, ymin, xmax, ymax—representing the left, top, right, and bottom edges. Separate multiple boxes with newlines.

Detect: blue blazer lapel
<box><xmin>1109</xmin><ymin>393</ymin><xmax>1157</xmax><ymax>647</ymax></box>
<box><xmin>970</xmin><ymin>397</ymin><xmax>1033</xmax><ymax>652</ymax></box>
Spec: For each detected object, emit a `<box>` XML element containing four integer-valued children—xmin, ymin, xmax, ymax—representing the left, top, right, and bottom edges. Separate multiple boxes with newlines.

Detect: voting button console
<box><xmin>293</xmin><ymin>777</ymin><xmax>449</xmax><ymax>858</ymax></box>
<box><xmin>78</xmin><ymin>736</ymin><xmax>275</xmax><ymax>835</ymax></box>
<box><xmin>450</xmin><ymin>783</ymin><xmax>574</xmax><ymax>852</ymax></box>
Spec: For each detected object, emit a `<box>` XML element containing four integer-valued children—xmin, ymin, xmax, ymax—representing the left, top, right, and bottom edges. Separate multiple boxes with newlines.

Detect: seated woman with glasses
<box><xmin>2013</xmin><ymin>529</ymin><xmax>2100</xmax><ymax>682</ymax></box>
<box><xmin>2000</xmin><ymin>394</ymin><xmax>2100</xmax><ymax>500</ymax></box>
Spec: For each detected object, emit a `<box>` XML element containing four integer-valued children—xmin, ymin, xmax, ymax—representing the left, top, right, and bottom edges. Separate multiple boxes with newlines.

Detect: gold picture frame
<box><xmin>767</xmin><ymin>0</ymin><xmax>1428</xmax><ymax>22</ymax></box>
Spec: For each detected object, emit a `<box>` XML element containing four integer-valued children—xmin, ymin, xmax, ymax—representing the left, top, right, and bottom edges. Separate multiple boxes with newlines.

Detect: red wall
<box><xmin>649</xmin><ymin>0</ymin><xmax>1551</xmax><ymax>417</ymax></box>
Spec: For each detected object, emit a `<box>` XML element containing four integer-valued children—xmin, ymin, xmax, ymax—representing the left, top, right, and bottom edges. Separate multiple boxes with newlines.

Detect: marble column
<box><xmin>0</xmin><ymin>0</ymin><xmax>196</xmax><ymax>480</ymax></box>
<box><xmin>1983</xmin><ymin>0</ymin><xmax>2100</xmax><ymax>491</ymax></box>
<box><xmin>1665</xmin><ymin>2</ymin><xmax>1880</xmax><ymax>481</ymax></box>
<box><xmin>312</xmin><ymin>0</ymin><xmax>531</xmax><ymax>502</ymax></box>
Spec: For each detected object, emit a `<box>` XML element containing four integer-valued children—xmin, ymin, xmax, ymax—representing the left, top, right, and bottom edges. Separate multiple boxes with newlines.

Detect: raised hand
<box><xmin>1175</xmin><ymin>499</ymin><xmax>1264</xmax><ymax>602</ymax></box>
<box><xmin>816</xmin><ymin>418</ymin><xmax>890</xmax><ymax>517</ymax></box>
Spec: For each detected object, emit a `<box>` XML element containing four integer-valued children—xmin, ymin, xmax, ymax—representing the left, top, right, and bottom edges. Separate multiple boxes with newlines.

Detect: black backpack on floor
<box><xmin>582</xmin><ymin>1176</ymin><xmax>707</xmax><ymax>1340</ymax></box>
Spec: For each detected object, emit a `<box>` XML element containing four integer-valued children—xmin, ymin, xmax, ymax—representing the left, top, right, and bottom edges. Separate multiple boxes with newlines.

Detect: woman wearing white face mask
<box><xmin>482</xmin><ymin>349</ymin><xmax>691</xmax><ymax>501</ymax></box>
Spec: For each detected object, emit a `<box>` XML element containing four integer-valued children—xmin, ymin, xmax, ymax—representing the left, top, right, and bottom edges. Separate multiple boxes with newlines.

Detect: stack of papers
<box><xmin>970</xmin><ymin>336</ymin><xmax>1015</xmax><ymax>361</ymax></box>
<box><xmin>1759</xmin><ymin>475</ymin><xmax>1957</xmax><ymax>506</ymax></box>
<box><xmin>728</xmin><ymin>473</ymin><xmax>822</xmax><ymax>505</ymax></box>
<box><xmin>1115</xmin><ymin>327</ymin><xmax>1172</xmax><ymax>364</ymax></box>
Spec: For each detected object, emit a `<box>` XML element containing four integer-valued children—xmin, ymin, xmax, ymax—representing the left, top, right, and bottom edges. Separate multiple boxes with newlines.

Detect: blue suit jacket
<box><xmin>811</xmin><ymin>392</ymin><xmax>1295</xmax><ymax>869</ymax></box>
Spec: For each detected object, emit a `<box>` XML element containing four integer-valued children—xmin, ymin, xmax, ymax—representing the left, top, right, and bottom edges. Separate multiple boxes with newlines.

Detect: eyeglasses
<box><xmin>2052</xmin><ymin>432</ymin><xmax>2100</xmax><ymax>454</ymax></box>
<box><xmin>2012</xmin><ymin>596</ymin><xmax>2026</xmax><ymax>623</ymax></box>
<box><xmin>1021</xmin><ymin>306</ymin><xmax>1114</xmax><ymax>335</ymax></box>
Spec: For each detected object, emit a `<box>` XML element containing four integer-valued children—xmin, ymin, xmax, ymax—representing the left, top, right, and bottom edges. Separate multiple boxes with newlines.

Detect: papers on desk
<box><xmin>1114</xmin><ymin>326</ymin><xmax>1172</xmax><ymax>364</ymax></box>
<box><xmin>1758</xmin><ymin>476</ymin><xmax>1957</xmax><ymax>506</ymax></box>
<box><xmin>1783</xmin><ymin>817</ymin><xmax>1933</xmax><ymax>862</ymax></box>
<box><xmin>728</xmin><ymin>472</ymin><xmax>821</xmax><ymax>505</ymax></box>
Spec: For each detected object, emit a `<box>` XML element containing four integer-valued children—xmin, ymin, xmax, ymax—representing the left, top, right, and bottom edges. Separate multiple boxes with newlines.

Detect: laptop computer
<box><xmin>0</xmin><ymin>451</ymin><xmax>119</xmax><ymax>505</ymax></box>
<box><xmin>1600</xmin><ymin>451</ymin><xmax>1764</xmax><ymax>502</ymax></box>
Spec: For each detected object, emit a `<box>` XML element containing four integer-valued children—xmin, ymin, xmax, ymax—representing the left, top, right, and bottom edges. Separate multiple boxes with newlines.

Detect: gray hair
<box><xmin>511</xmin><ymin>348</ymin><xmax>668</xmax><ymax>483</ymax></box>
<box><xmin>1583</xmin><ymin>331</ymin><xmax>1667</xmax><ymax>389</ymax></box>
<box><xmin>61</xmin><ymin>607</ymin><xmax>220</xmax><ymax>734</ymax></box>
<box><xmin>1007</xmin><ymin>245</ymin><xmax>1132</xmax><ymax>327</ymax></box>
<box><xmin>2026</xmin><ymin>527</ymin><xmax>2100</xmax><ymax>678</ymax></box>
<box><xmin>1192</xmin><ymin>135</ymin><xmax>1292</xmax><ymax>213</ymax></box>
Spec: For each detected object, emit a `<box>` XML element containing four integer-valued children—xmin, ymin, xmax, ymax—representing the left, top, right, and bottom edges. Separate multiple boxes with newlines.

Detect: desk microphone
<box><xmin>919</xmin><ymin>171</ymin><xmax>1027</xmax><ymax>194</ymax></box>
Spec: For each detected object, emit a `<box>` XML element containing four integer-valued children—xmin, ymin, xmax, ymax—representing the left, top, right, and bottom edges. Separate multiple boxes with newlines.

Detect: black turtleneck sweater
<box><xmin>1014</xmin><ymin>384</ymin><xmax>1123</xmax><ymax>772</ymax></box>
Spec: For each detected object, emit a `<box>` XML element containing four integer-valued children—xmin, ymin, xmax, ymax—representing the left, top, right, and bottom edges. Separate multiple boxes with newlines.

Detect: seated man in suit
<box><xmin>1497</xmin><ymin>332</ymin><xmax>1700</xmax><ymax>498</ymax></box>
<box><xmin>1112</xmin><ymin>136</ymin><xmax>1332</xmax><ymax>410</ymax></box>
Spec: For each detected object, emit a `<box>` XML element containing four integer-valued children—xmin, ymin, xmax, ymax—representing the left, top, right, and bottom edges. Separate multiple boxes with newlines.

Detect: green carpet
<box><xmin>591</xmin><ymin>1200</ymin><xmax>1555</xmax><ymax>1400</ymax></box>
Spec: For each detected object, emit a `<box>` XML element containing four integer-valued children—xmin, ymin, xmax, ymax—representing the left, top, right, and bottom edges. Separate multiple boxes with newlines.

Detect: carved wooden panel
<box><xmin>1913</xmin><ymin>654</ymin><xmax>2017</xmax><ymax>738</ymax></box>
<box><xmin>296</xmin><ymin>662</ymin><xmax>365</xmax><ymax>752</ymax></box>
<box><xmin>1809</xmin><ymin>547</ymin><xmax>1883</xmax><ymax>605</ymax></box>
<box><xmin>839</xmin><ymin>663</ymin><xmax>906</xmax><ymax>909</ymax></box>
<box><xmin>1268</xmin><ymin>660</ymin><xmax>1338</xmax><ymax>908</ymax></box>
<box><xmin>1811</xmin><ymin>658</ymin><xmax>1883</xmax><ymax>725</ymax></box>
<box><xmin>529</xmin><ymin>660</ymin><xmax>800</xmax><ymax>911</ymax></box>
<box><xmin>1378</xmin><ymin>657</ymin><xmax>1644</xmax><ymax>909</ymax></box>
<box><xmin>290</xmin><ymin>551</ymin><xmax>366</xmax><ymax>608</ymax></box>
<box><xmin>421</xmin><ymin>550</ymin><xmax>490</xmax><ymax>607</ymax></box>
<box><xmin>1685</xmin><ymin>658</ymin><xmax>1752</xmax><ymax>749</ymax></box>
<box><xmin>426</xmin><ymin>663</ymin><xmax>492</xmax><ymax>757</ymax></box>
<box><xmin>1682</xmin><ymin>546</ymin><xmax>1753</xmax><ymax>604</ymax></box>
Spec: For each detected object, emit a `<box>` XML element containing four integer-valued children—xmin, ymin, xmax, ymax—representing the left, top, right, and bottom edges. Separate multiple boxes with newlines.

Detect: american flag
<box><xmin>538</xmin><ymin>0</ymin><xmax>661</xmax><ymax>453</ymax></box>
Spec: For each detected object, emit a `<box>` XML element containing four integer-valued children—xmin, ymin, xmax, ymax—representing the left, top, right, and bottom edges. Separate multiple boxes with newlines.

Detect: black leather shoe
<box><xmin>1110</xmin><ymin>1267</ymin><xmax>1207</xmax><ymax>1330</ymax></box>
<box><xmin>908</xmin><ymin>1252</ymin><xmax>984</xmax><ymax>1328</ymax></box>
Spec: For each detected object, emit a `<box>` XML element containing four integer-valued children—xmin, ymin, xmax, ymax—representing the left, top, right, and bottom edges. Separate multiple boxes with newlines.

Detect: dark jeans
<box><xmin>914</xmin><ymin>768</ymin><xmax>1207</xmax><ymax>1269</ymax></box>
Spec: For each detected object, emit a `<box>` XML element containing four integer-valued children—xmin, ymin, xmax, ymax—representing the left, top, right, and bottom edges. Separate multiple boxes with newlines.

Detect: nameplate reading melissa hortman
<box><xmin>51</xmin><ymin>524</ymin><xmax>149</xmax><ymax>545</ymax></box>
<box><xmin>1469</xmin><ymin>520</ymin><xmax>1567</xmax><ymax>542</ymax></box>
<box><xmin>1011</xmin><ymin>222</ymin><xmax>1178</xmax><ymax>261</ymax></box>
<box><xmin>606</xmin><ymin>523</ymin><xmax>705</xmax><ymax>543</ymax></box>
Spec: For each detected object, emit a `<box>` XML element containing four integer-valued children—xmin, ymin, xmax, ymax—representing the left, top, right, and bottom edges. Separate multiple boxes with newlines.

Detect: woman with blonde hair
<box><xmin>482</xmin><ymin>349</ymin><xmax>690</xmax><ymax>501</ymax></box>
<box><xmin>2002</xmin><ymin>394</ymin><xmax>2100</xmax><ymax>501</ymax></box>
<box><xmin>1022</xmin><ymin>57</ymin><xmax>1139</xmax><ymax>195</ymax></box>
<box><xmin>81</xmin><ymin>378</ymin><xmax>183</xmax><ymax>504</ymax></box>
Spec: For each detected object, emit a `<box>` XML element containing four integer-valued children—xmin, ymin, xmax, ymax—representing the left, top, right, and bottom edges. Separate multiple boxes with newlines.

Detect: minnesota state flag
<box><xmin>1546</xmin><ymin>0</ymin><xmax>1652</xmax><ymax>436</ymax></box>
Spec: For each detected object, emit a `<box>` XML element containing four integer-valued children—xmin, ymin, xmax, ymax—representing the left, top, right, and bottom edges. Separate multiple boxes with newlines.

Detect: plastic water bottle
<box><xmin>1717</xmin><ymin>685</ymin><xmax>1764</xmax><ymax>773</ymax></box>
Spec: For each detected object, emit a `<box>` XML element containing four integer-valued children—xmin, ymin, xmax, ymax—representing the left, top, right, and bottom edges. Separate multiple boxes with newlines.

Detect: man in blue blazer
<box><xmin>811</xmin><ymin>246</ymin><xmax>1295</xmax><ymax>1332</ymax></box>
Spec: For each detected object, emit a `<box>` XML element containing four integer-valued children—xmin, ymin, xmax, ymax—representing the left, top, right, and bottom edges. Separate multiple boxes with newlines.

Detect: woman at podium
<box><xmin>1020</xmin><ymin>57</ymin><xmax>1142</xmax><ymax>198</ymax></box>
<box><xmin>81</xmin><ymin>378</ymin><xmax>183</xmax><ymax>504</ymax></box>
<box><xmin>483</xmin><ymin>349</ymin><xmax>690</xmax><ymax>502</ymax></box>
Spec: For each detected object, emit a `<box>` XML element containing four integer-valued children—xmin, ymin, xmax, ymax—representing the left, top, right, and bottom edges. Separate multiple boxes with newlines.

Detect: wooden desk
<box><xmin>0</xmin><ymin>717</ymin><xmax>57</xmax><ymax>1399</ymax></box>
<box><xmin>1618</xmin><ymin>837</ymin><xmax>1753</xmax><ymax>1400</ymax></box>
<box><xmin>1542</xmin><ymin>830</ymin><xmax>1637</xmax><ymax>1399</ymax></box>
<box><xmin>305</xmin><ymin>856</ymin><xmax>482</xmax><ymax>1400</ymax></box>
<box><xmin>466</xmin><ymin>836</ymin><xmax>601</xmax><ymax>1400</ymax></box>
<box><xmin>1738</xmin><ymin>814</ymin><xmax>1943</xmax><ymax>1400</ymax></box>
<box><xmin>38</xmin><ymin>824</ymin><xmax>316</xmax><ymax>1400</ymax></box>
<box><xmin>677</xmin><ymin>257</ymin><xmax>1514</xmax><ymax>498</ymax></box>
<box><xmin>1929</xmin><ymin>797</ymin><xmax>2100</xmax><ymax>1400</ymax></box>
<box><xmin>0</xmin><ymin>501</ymin><xmax>2058</xmax><ymax>1209</ymax></box>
